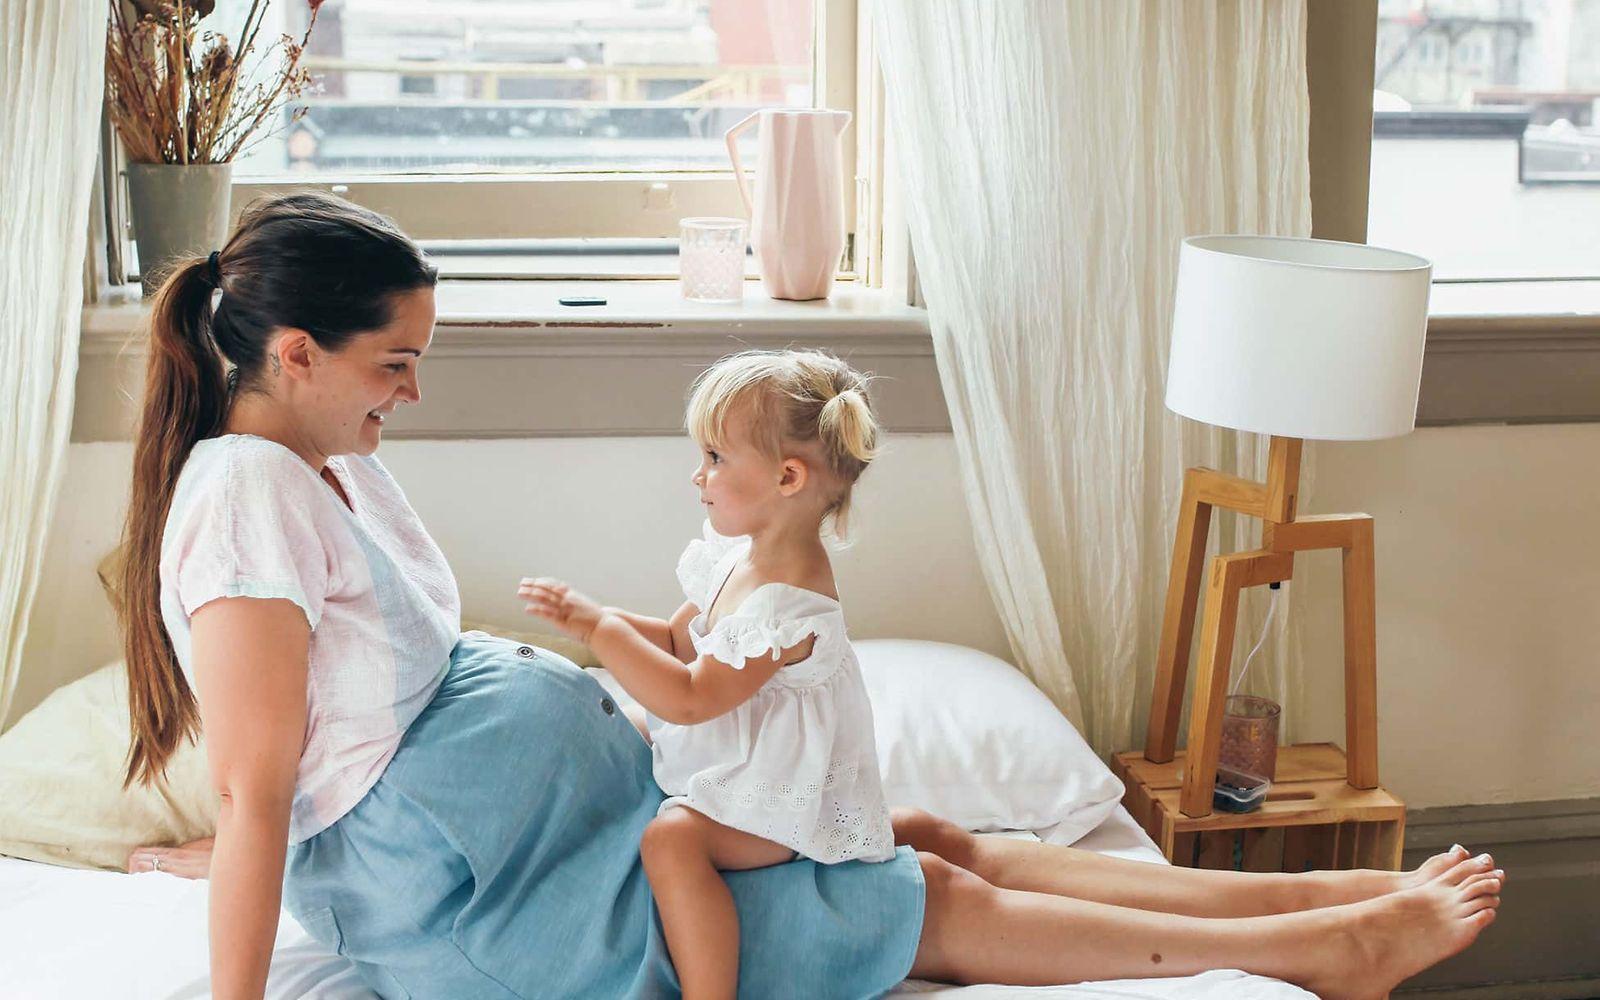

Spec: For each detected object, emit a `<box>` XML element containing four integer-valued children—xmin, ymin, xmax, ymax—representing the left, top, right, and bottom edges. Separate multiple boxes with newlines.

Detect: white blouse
<box><xmin>648</xmin><ymin>522</ymin><xmax>895</xmax><ymax>864</ymax></box>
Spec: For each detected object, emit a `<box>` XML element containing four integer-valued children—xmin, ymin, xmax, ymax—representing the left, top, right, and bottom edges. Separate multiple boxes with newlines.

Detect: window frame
<box><xmin>103</xmin><ymin>0</ymin><xmax>866</xmax><ymax>284</ymax></box>
<box><xmin>1314</xmin><ymin>0</ymin><xmax>1600</xmax><ymax>427</ymax></box>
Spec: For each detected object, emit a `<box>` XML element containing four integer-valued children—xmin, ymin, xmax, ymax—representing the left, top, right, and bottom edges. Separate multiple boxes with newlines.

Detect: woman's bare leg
<box><xmin>910</xmin><ymin>851</ymin><xmax>1500</xmax><ymax>998</ymax></box>
<box><xmin>892</xmin><ymin>808</ymin><xmax>1497</xmax><ymax>918</ymax></box>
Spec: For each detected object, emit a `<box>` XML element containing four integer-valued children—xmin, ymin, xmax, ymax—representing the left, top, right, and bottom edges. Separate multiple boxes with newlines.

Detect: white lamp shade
<box><xmin>1165</xmin><ymin>235</ymin><xmax>1432</xmax><ymax>441</ymax></box>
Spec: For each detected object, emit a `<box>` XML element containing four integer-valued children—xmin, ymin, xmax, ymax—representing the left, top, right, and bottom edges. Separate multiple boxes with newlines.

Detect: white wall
<box><xmin>1292</xmin><ymin>424</ymin><xmax>1600</xmax><ymax>808</ymax></box>
<box><xmin>16</xmin><ymin>425</ymin><xmax>1600</xmax><ymax>810</ymax></box>
<box><xmin>11</xmin><ymin>435</ymin><xmax>1009</xmax><ymax>727</ymax></box>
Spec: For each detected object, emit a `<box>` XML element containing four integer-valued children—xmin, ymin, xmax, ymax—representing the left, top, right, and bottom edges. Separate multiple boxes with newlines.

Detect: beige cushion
<box><xmin>0</xmin><ymin>623</ymin><xmax>589</xmax><ymax>871</ymax></box>
<box><xmin>0</xmin><ymin>662</ymin><xmax>217</xmax><ymax>871</ymax></box>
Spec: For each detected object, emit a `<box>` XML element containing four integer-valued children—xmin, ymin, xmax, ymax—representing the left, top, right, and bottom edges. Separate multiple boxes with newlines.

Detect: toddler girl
<box><xmin>519</xmin><ymin>349</ymin><xmax>894</xmax><ymax>999</ymax></box>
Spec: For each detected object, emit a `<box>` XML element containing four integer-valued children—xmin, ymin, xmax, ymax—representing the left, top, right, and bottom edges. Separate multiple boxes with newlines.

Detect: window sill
<box><xmin>1419</xmin><ymin>280</ymin><xmax>1600</xmax><ymax>426</ymax></box>
<box><xmin>75</xmin><ymin>280</ymin><xmax>939</xmax><ymax>441</ymax></box>
<box><xmin>75</xmin><ymin>277</ymin><xmax>1600</xmax><ymax>441</ymax></box>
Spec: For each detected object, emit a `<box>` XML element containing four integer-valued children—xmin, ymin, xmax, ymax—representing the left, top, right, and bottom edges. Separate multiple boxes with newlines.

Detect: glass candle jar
<box><xmin>1218</xmin><ymin>694</ymin><xmax>1281</xmax><ymax>781</ymax></box>
<box><xmin>678</xmin><ymin>217</ymin><xmax>748</xmax><ymax>303</ymax></box>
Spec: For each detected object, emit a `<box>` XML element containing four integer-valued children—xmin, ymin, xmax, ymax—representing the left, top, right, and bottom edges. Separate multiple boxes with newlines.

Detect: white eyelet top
<box><xmin>648</xmin><ymin>521</ymin><xmax>894</xmax><ymax>864</ymax></box>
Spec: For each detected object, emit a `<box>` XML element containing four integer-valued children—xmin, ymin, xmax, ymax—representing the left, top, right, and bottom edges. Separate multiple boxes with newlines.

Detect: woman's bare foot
<box><xmin>1296</xmin><ymin>844</ymin><xmax>1502</xmax><ymax>910</ymax></box>
<box><xmin>1303</xmin><ymin>856</ymin><xmax>1502</xmax><ymax>1000</ymax></box>
<box><xmin>126</xmin><ymin>837</ymin><xmax>215</xmax><ymax>880</ymax></box>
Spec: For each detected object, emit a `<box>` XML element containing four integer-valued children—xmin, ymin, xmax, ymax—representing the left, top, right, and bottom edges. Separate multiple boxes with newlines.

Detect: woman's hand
<box><xmin>127</xmin><ymin>837</ymin><xmax>216</xmax><ymax>880</ymax></box>
<box><xmin>519</xmin><ymin>577</ymin><xmax>604</xmax><ymax>643</ymax></box>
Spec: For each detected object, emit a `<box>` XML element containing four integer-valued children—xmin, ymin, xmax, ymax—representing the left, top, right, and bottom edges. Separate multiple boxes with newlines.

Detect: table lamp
<box><xmin>1145</xmin><ymin>234</ymin><xmax>1432</xmax><ymax>818</ymax></box>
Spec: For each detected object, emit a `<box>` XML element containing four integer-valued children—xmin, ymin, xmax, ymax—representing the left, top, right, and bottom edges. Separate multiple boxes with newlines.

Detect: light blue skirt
<box><xmin>284</xmin><ymin>633</ymin><xmax>926</xmax><ymax>999</ymax></box>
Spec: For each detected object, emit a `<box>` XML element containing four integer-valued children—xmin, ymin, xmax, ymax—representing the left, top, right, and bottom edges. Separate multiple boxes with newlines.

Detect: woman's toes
<box><xmin>1467</xmin><ymin>870</ymin><xmax>1502</xmax><ymax>888</ymax></box>
<box><xmin>1461</xmin><ymin>892</ymin><xmax>1500</xmax><ymax>914</ymax></box>
<box><xmin>1418</xmin><ymin>845</ymin><xmax>1468</xmax><ymax>876</ymax></box>
<box><xmin>1437</xmin><ymin>855</ymin><xmax>1493</xmax><ymax>886</ymax></box>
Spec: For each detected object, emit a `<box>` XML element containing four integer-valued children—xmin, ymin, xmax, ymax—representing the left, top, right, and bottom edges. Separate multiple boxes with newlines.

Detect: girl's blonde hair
<box><xmin>687</xmin><ymin>350</ymin><xmax>880</xmax><ymax>536</ymax></box>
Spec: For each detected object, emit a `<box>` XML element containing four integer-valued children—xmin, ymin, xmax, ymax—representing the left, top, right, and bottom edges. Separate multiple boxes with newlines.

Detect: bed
<box><xmin>1</xmin><ymin>639</ymin><xmax>1315</xmax><ymax>998</ymax></box>
<box><xmin>0</xmin><ymin>805</ymin><xmax>1311</xmax><ymax>1000</ymax></box>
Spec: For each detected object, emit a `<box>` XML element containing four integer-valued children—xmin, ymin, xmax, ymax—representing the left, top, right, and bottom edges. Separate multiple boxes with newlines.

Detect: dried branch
<box><xmin>104</xmin><ymin>0</ymin><xmax>321</xmax><ymax>165</ymax></box>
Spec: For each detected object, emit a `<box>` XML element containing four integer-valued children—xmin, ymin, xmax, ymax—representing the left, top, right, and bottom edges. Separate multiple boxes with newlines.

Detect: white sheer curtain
<box><xmin>876</xmin><ymin>1</ymin><xmax>1315</xmax><ymax>755</ymax></box>
<box><xmin>0</xmin><ymin>0</ymin><xmax>104</xmax><ymax>725</ymax></box>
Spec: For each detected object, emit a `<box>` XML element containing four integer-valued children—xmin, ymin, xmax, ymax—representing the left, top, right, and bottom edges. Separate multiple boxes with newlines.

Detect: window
<box><xmin>221</xmin><ymin>0</ymin><xmax>857</xmax><ymax>252</ymax></box>
<box><xmin>1369</xmin><ymin>0</ymin><xmax>1600</xmax><ymax>281</ymax></box>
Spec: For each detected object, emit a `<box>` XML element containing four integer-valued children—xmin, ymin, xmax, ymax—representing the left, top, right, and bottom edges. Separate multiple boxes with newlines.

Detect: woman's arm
<box><xmin>188</xmin><ymin>597</ymin><xmax>310</xmax><ymax>1000</ymax></box>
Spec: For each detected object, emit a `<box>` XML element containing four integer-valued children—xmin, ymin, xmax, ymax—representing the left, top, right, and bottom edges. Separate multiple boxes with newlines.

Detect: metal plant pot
<box><xmin>126</xmin><ymin>162</ymin><xmax>233</xmax><ymax>296</ymax></box>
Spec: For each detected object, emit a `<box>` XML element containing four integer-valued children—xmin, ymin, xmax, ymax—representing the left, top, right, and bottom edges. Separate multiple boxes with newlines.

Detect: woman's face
<box><xmin>292</xmin><ymin>287</ymin><xmax>437</xmax><ymax>459</ymax></box>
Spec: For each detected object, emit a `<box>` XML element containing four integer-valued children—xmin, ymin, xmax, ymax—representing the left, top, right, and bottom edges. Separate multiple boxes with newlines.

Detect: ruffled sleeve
<box><xmin>674</xmin><ymin>519</ymin><xmax>748</xmax><ymax>605</ymax></box>
<box><xmin>695</xmin><ymin>585</ymin><xmax>844</xmax><ymax>683</ymax></box>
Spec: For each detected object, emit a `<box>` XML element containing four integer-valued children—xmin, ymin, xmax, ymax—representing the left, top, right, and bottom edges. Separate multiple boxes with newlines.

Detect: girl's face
<box><xmin>690</xmin><ymin>411</ymin><xmax>787</xmax><ymax>538</ymax></box>
<box><xmin>284</xmin><ymin>287</ymin><xmax>436</xmax><ymax>459</ymax></box>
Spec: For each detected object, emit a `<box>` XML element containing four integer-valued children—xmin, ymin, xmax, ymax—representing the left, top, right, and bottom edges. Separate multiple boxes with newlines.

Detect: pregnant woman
<box><xmin>121</xmin><ymin>192</ymin><xmax>1499</xmax><ymax>1000</ymax></box>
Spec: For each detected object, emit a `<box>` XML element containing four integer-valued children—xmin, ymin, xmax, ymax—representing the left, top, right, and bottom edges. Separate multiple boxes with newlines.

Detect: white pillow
<box><xmin>855</xmin><ymin>639</ymin><xmax>1123</xmax><ymax>840</ymax></box>
<box><xmin>589</xmin><ymin>638</ymin><xmax>1124</xmax><ymax>841</ymax></box>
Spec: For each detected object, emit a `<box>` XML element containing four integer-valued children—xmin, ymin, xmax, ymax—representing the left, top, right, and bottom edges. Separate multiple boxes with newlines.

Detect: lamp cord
<box><xmin>1229</xmin><ymin>582</ymin><xmax>1283</xmax><ymax>698</ymax></box>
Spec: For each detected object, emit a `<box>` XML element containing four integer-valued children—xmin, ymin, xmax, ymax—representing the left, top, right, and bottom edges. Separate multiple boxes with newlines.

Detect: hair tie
<box><xmin>204</xmin><ymin>251</ymin><xmax>222</xmax><ymax>289</ymax></box>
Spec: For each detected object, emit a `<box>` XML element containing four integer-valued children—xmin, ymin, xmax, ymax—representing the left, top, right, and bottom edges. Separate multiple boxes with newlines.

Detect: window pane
<box><xmin>228</xmin><ymin>0</ymin><xmax>814</xmax><ymax>179</ymax></box>
<box><xmin>1368</xmin><ymin>0</ymin><xmax>1600</xmax><ymax>280</ymax></box>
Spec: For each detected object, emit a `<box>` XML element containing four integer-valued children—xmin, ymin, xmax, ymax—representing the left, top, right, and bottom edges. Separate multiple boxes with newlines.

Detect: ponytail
<box><xmin>816</xmin><ymin>383</ymin><xmax>879</xmax><ymax>539</ymax></box>
<box><xmin>120</xmin><ymin>255</ymin><xmax>227</xmax><ymax>786</ymax></box>
<box><xmin>819</xmin><ymin>387</ymin><xmax>878</xmax><ymax>466</ymax></box>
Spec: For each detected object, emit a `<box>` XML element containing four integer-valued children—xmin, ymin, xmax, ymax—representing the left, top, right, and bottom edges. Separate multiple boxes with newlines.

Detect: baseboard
<box><xmin>1398</xmin><ymin>978</ymin><xmax>1600</xmax><ymax>1000</ymax></box>
<box><xmin>1395</xmin><ymin>797</ymin><xmax>1600</xmax><ymax>997</ymax></box>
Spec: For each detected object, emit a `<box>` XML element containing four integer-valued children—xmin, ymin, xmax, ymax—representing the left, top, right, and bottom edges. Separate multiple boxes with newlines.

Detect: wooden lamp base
<box><xmin>1143</xmin><ymin>436</ymin><xmax>1380</xmax><ymax>819</ymax></box>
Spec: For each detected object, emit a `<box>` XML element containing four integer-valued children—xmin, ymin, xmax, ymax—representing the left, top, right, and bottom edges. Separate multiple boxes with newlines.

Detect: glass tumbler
<box><xmin>678</xmin><ymin>217</ymin><xmax>748</xmax><ymax>303</ymax></box>
<box><xmin>1218</xmin><ymin>694</ymin><xmax>1281</xmax><ymax>781</ymax></box>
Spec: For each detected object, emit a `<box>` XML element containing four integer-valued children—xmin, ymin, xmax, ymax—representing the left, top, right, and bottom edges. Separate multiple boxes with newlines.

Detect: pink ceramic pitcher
<box><xmin>725</xmin><ymin>108</ymin><xmax>853</xmax><ymax>301</ymax></box>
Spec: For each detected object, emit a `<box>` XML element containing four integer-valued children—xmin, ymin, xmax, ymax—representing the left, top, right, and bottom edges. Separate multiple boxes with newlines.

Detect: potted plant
<box><xmin>105</xmin><ymin>0</ymin><xmax>321</xmax><ymax>293</ymax></box>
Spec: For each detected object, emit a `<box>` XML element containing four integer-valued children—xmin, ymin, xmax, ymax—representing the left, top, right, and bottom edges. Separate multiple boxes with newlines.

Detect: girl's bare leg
<box><xmin>910</xmin><ymin>851</ymin><xmax>1500</xmax><ymax>999</ymax></box>
<box><xmin>639</xmin><ymin>806</ymin><xmax>794</xmax><ymax>1000</ymax></box>
<box><xmin>893</xmin><ymin>808</ymin><xmax>1497</xmax><ymax>918</ymax></box>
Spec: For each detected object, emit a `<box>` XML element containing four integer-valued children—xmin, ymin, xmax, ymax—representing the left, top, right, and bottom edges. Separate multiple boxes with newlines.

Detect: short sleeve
<box><xmin>165</xmin><ymin>442</ymin><xmax>338</xmax><ymax>629</ymax></box>
<box><xmin>674</xmin><ymin>520</ymin><xmax>748</xmax><ymax>605</ymax></box>
<box><xmin>696</xmin><ymin>586</ymin><xmax>842</xmax><ymax>674</ymax></box>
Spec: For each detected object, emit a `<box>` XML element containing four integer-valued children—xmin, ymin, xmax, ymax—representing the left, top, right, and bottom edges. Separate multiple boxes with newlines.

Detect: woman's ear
<box><xmin>778</xmin><ymin>457</ymin><xmax>809</xmax><ymax>497</ymax></box>
<box><xmin>274</xmin><ymin>329</ymin><xmax>315</xmax><ymax>381</ymax></box>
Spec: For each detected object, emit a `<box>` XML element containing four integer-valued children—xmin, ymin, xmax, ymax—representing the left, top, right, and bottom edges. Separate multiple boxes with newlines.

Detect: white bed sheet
<box><xmin>0</xmin><ymin>807</ymin><xmax>1311</xmax><ymax>1000</ymax></box>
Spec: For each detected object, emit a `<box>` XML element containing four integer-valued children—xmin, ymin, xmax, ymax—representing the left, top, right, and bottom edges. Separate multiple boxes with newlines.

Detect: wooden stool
<box><xmin>1112</xmin><ymin>743</ymin><xmax>1405</xmax><ymax>871</ymax></box>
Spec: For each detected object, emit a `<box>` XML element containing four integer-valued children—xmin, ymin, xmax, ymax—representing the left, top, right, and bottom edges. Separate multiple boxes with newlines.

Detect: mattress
<box><xmin>0</xmin><ymin>807</ymin><xmax>1311</xmax><ymax>999</ymax></box>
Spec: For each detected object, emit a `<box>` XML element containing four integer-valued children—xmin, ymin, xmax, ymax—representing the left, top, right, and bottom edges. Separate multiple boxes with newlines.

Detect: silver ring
<box><xmin>150</xmin><ymin>856</ymin><xmax>163</xmax><ymax>873</ymax></box>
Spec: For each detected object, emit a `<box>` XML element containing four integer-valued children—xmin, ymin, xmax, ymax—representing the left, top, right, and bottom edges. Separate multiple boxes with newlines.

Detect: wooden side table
<box><xmin>1112</xmin><ymin>742</ymin><xmax>1406</xmax><ymax>871</ymax></box>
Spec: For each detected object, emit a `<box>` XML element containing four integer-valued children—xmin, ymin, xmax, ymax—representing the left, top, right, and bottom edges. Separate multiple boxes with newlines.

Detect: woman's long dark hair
<box><xmin>121</xmin><ymin>192</ymin><xmax>437</xmax><ymax>786</ymax></box>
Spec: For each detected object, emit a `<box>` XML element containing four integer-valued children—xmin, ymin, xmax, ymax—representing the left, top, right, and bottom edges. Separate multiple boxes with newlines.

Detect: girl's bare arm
<box><xmin>585</xmin><ymin>613</ymin><xmax>802</xmax><ymax>725</ymax></box>
<box><xmin>601</xmin><ymin>600</ymin><xmax>699</xmax><ymax>663</ymax></box>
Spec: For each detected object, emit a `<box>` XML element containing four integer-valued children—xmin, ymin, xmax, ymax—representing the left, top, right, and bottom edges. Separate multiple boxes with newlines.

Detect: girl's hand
<box><xmin>518</xmin><ymin>577</ymin><xmax>604</xmax><ymax>644</ymax></box>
